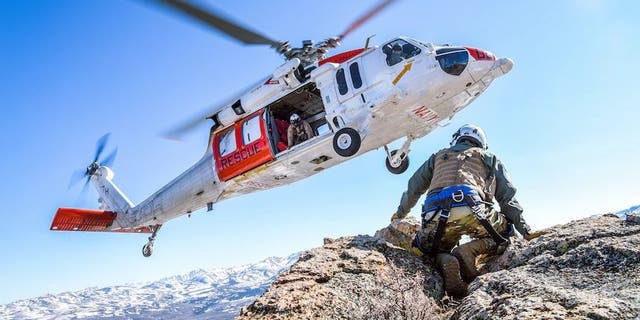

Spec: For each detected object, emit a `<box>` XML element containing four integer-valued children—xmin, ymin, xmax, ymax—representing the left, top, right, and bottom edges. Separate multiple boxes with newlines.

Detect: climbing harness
<box><xmin>419</xmin><ymin>185</ymin><xmax>509</xmax><ymax>254</ymax></box>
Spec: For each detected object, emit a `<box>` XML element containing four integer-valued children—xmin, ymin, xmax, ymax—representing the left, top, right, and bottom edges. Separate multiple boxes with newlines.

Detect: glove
<box><xmin>523</xmin><ymin>229</ymin><xmax>548</xmax><ymax>241</ymax></box>
<box><xmin>390</xmin><ymin>212</ymin><xmax>403</xmax><ymax>221</ymax></box>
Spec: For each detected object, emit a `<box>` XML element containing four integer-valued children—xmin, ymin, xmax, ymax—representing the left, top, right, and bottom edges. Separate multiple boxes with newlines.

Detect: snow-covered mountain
<box><xmin>617</xmin><ymin>204</ymin><xmax>640</xmax><ymax>219</ymax></box>
<box><xmin>0</xmin><ymin>254</ymin><xmax>299</xmax><ymax>320</ymax></box>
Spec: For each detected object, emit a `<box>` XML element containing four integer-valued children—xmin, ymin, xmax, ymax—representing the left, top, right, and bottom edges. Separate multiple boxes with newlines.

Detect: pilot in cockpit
<box><xmin>387</xmin><ymin>44</ymin><xmax>404</xmax><ymax>66</ymax></box>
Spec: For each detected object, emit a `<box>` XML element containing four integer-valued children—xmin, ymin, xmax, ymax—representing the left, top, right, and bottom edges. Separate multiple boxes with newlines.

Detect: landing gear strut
<box><xmin>142</xmin><ymin>224</ymin><xmax>162</xmax><ymax>258</ymax></box>
<box><xmin>384</xmin><ymin>136</ymin><xmax>413</xmax><ymax>174</ymax></box>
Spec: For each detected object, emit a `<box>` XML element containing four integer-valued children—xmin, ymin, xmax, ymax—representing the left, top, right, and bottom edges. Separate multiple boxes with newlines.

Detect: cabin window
<box><xmin>383</xmin><ymin>39</ymin><xmax>421</xmax><ymax>66</ymax></box>
<box><xmin>218</xmin><ymin>128</ymin><xmax>237</xmax><ymax>157</ymax></box>
<box><xmin>336</xmin><ymin>68</ymin><xmax>348</xmax><ymax>95</ymax></box>
<box><xmin>242</xmin><ymin>115</ymin><xmax>262</xmax><ymax>145</ymax></box>
<box><xmin>316</xmin><ymin>123</ymin><xmax>330</xmax><ymax>135</ymax></box>
<box><xmin>349</xmin><ymin>62</ymin><xmax>362</xmax><ymax>89</ymax></box>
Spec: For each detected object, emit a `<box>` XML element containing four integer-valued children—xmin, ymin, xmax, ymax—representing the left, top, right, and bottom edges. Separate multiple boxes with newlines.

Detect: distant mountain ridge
<box><xmin>0</xmin><ymin>254</ymin><xmax>299</xmax><ymax>320</ymax></box>
<box><xmin>617</xmin><ymin>204</ymin><xmax>640</xmax><ymax>219</ymax></box>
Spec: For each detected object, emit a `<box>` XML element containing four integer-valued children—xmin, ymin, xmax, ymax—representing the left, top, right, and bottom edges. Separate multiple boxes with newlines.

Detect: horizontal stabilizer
<box><xmin>50</xmin><ymin>208</ymin><xmax>152</xmax><ymax>233</ymax></box>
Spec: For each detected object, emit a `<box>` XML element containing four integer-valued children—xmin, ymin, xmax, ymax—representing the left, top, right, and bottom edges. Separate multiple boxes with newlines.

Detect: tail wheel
<box><xmin>333</xmin><ymin>127</ymin><xmax>361</xmax><ymax>157</ymax></box>
<box><xmin>142</xmin><ymin>243</ymin><xmax>153</xmax><ymax>257</ymax></box>
<box><xmin>386</xmin><ymin>150</ymin><xmax>409</xmax><ymax>174</ymax></box>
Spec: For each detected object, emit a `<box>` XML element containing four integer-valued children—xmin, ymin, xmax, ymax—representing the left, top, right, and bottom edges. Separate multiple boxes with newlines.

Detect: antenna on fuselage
<box><xmin>364</xmin><ymin>34</ymin><xmax>376</xmax><ymax>49</ymax></box>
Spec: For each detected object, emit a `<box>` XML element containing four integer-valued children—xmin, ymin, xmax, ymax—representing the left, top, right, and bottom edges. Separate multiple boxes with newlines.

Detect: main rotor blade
<box><xmin>94</xmin><ymin>133</ymin><xmax>111</xmax><ymax>163</ymax></box>
<box><xmin>337</xmin><ymin>0</ymin><xmax>397</xmax><ymax>42</ymax></box>
<box><xmin>161</xmin><ymin>76</ymin><xmax>269</xmax><ymax>140</ymax></box>
<box><xmin>156</xmin><ymin>0</ymin><xmax>282</xmax><ymax>48</ymax></box>
<box><xmin>161</xmin><ymin>111</ymin><xmax>210</xmax><ymax>141</ymax></box>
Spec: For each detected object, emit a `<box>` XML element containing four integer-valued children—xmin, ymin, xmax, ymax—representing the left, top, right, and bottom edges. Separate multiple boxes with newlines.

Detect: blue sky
<box><xmin>1</xmin><ymin>0</ymin><xmax>639</xmax><ymax>304</ymax></box>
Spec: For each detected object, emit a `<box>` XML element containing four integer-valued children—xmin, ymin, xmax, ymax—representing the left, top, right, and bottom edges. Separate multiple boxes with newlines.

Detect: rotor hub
<box><xmin>86</xmin><ymin>162</ymin><xmax>100</xmax><ymax>176</ymax></box>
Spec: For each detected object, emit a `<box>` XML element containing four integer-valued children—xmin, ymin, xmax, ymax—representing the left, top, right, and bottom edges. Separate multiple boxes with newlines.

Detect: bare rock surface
<box><xmin>237</xmin><ymin>235</ymin><xmax>445</xmax><ymax>320</ymax></box>
<box><xmin>374</xmin><ymin>216</ymin><xmax>421</xmax><ymax>250</ymax></box>
<box><xmin>456</xmin><ymin>214</ymin><xmax>640</xmax><ymax>320</ymax></box>
<box><xmin>238</xmin><ymin>214</ymin><xmax>640</xmax><ymax>320</ymax></box>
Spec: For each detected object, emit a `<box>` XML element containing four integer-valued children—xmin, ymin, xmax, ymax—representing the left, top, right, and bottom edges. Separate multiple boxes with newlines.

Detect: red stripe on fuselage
<box><xmin>318</xmin><ymin>48</ymin><xmax>366</xmax><ymax>66</ymax></box>
<box><xmin>465</xmin><ymin>47</ymin><xmax>496</xmax><ymax>61</ymax></box>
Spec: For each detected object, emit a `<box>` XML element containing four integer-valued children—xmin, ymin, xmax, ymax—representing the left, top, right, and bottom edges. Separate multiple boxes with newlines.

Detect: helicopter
<box><xmin>50</xmin><ymin>0</ymin><xmax>513</xmax><ymax>257</ymax></box>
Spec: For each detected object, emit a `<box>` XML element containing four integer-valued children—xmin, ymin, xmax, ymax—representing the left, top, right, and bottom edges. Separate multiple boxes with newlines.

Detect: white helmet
<box><xmin>450</xmin><ymin>124</ymin><xmax>488</xmax><ymax>149</ymax></box>
<box><xmin>289</xmin><ymin>113</ymin><xmax>301</xmax><ymax>125</ymax></box>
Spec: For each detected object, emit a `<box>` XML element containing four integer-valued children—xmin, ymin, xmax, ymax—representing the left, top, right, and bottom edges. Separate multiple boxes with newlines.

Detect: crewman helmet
<box><xmin>290</xmin><ymin>113</ymin><xmax>301</xmax><ymax>125</ymax></box>
<box><xmin>450</xmin><ymin>124</ymin><xmax>488</xmax><ymax>149</ymax></box>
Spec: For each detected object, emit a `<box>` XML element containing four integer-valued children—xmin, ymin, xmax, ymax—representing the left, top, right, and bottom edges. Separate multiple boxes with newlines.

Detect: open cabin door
<box><xmin>213</xmin><ymin>109</ymin><xmax>274</xmax><ymax>181</ymax></box>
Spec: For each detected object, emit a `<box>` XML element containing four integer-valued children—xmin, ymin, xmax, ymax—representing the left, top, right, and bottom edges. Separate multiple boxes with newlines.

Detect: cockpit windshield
<box><xmin>382</xmin><ymin>39</ymin><xmax>421</xmax><ymax>66</ymax></box>
<box><xmin>435</xmin><ymin>48</ymin><xmax>469</xmax><ymax>76</ymax></box>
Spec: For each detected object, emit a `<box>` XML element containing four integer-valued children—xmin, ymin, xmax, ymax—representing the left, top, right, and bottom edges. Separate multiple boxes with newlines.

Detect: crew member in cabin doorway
<box><xmin>287</xmin><ymin>113</ymin><xmax>314</xmax><ymax>148</ymax></box>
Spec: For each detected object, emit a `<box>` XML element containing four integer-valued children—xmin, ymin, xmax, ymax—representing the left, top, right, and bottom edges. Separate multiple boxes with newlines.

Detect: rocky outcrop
<box><xmin>238</xmin><ymin>214</ymin><xmax>640</xmax><ymax>319</ymax></box>
<box><xmin>238</xmin><ymin>234</ymin><xmax>445</xmax><ymax>320</ymax></box>
<box><xmin>455</xmin><ymin>213</ymin><xmax>640</xmax><ymax>319</ymax></box>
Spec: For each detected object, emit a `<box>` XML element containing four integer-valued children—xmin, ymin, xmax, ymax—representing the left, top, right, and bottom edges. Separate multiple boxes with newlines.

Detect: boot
<box><xmin>451</xmin><ymin>238</ymin><xmax>496</xmax><ymax>283</ymax></box>
<box><xmin>435</xmin><ymin>253</ymin><xmax>468</xmax><ymax>298</ymax></box>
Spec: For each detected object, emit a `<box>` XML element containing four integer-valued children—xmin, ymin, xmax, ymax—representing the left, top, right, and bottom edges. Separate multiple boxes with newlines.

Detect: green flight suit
<box><xmin>395</xmin><ymin>141</ymin><xmax>531</xmax><ymax>252</ymax></box>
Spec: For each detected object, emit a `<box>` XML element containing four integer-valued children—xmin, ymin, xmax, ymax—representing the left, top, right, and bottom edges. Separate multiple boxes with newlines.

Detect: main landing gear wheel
<box><xmin>142</xmin><ymin>224</ymin><xmax>162</xmax><ymax>258</ymax></box>
<box><xmin>386</xmin><ymin>150</ymin><xmax>409</xmax><ymax>174</ymax></box>
<box><xmin>333</xmin><ymin>127</ymin><xmax>361</xmax><ymax>157</ymax></box>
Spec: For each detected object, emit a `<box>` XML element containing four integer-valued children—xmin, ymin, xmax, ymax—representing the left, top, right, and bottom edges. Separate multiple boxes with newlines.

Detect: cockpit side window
<box><xmin>383</xmin><ymin>39</ymin><xmax>421</xmax><ymax>66</ymax></box>
<box><xmin>435</xmin><ymin>48</ymin><xmax>469</xmax><ymax>76</ymax></box>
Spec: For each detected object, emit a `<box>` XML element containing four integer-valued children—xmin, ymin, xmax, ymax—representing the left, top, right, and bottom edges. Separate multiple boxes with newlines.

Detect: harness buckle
<box><xmin>452</xmin><ymin>190</ymin><xmax>464</xmax><ymax>203</ymax></box>
<box><xmin>439</xmin><ymin>209</ymin><xmax>450</xmax><ymax>220</ymax></box>
<box><xmin>471</xmin><ymin>204</ymin><xmax>486</xmax><ymax>219</ymax></box>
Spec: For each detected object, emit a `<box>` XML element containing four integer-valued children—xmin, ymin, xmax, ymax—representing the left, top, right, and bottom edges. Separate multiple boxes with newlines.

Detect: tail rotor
<box><xmin>67</xmin><ymin>133</ymin><xmax>118</xmax><ymax>193</ymax></box>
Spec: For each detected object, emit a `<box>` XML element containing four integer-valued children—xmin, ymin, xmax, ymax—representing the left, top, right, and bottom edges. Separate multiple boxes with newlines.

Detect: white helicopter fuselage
<box><xmin>95</xmin><ymin>37</ymin><xmax>513</xmax><ymax>230</ymax></box>
<box><xmin>52</xmin><ymin>36</ymin><xmax>513</xmax><ymax>250</ymax></box>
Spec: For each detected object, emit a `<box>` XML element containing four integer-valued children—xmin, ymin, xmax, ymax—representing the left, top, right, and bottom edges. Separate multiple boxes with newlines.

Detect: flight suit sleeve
<box><xmin>304</xmin><ymin>121</ymin><xmax>314</xmax><ymax>138</ymax></box>
<box><xmin>287</xmin><ymin>126</ymin><xmax>294</xmax><ymax>148</ymax></box>
<box><xmin>396</xmin><ymin>154</ymin><xmax>435</xmax><ymax>217</ymax></box>
<box><xmin>491</xmin><ymin>156</ymin><xmax>531</xmax><ymax>236</ymax></box>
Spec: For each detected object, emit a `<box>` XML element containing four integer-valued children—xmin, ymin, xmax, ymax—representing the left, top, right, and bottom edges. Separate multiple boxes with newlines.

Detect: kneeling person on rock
<box><xmin>391</xmin><ymin>124</ymin><xmax>535</xmax><ymax>298</ymax></box>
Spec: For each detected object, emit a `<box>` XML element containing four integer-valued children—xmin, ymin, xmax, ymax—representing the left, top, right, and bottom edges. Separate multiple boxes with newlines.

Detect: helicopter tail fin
<box><xmin>51</xmin><ymin>165</ymin><xmax>142</xmax><ymax>233</ymax></box>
